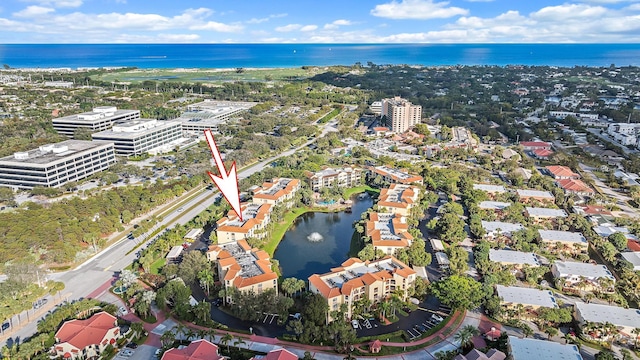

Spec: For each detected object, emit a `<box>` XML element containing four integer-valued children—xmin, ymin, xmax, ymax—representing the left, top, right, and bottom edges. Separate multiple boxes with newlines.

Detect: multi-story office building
<box><xmin>308</xmin><ymin>256</ymin><xmax>416</xmax><ymax>322</ymax></box>
<box><xmin>91</xmin><ymin>119</ymin><xmax>183</xmax><ymax>156</ymax></box>
<box><xmin>0</xmin><ymin>140</ymin><xmax>116</xmax><ymax>190</ymax></box>
<box><xmin>381</xmin><ymin>96</ymin><xmax>421</xmax><ymax>133</ymax></box>
<box><xmin>305</xmin><ymin>167</ymin><xmax>362</xmax><ymax>192</ymax></box>
<box><xmin>52</xmin><ymin>106</ymin><xmax>140</xmax><ymax>137</ymax></box>
<box><xmin>215</xmin><ymin>203</ymin><xmax>272</xmax><ymax>244</ymax></box>
<box><xmin>206</xmin><ymin>240</ymin><xmax>278</xmax><ymax>303</ymax></box>
<box><xmin>179</xmin><ymin>100</ymin><xmax>257</xmax><ymax>134</ymax></box>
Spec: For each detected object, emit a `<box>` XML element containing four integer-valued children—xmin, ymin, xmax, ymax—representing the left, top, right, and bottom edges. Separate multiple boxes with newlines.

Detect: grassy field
<box><xmin>150</xmin><ymin>258</ymin><xmax>166</xmax><ymax>275</ymax></box>
<box><xmin>343</xmin><ymin>185</ymin><xmax>379</xmax><ymax>200</ymax></box>
<box><xmin>95</xmin><ymin>67</ymin><xmax>326</xmax><ymax>84</ymax></box>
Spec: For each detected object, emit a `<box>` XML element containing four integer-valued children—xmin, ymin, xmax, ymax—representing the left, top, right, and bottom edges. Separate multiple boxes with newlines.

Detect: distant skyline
<box><xmin>0</xmin><ymin>0</ymin><xmax>639</xmax><ymax>43</ymax></box>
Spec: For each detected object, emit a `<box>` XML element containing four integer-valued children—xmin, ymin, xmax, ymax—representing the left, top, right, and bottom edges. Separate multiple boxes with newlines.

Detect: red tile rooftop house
<box><xmin>53</xmin><ymin>311</ymin><xmax>121</xmax><ymax>359</ymax></box>
<box><xmin>162</xmin><ymin>339</ymin><xmax>224</xmax><ymax>360</ymax></box>
<box><xmin>520</xmin><ymin>141</ymin><xmax>552</xmax><ymax>151</ymax></box>
<box><xmin>250</xmin><ymin>348</ymin><xmax>299</xmax><ymax>360</ymax></box>
<box><xmin>545</xmin><ymin>165</ymin><xmax>580</xmax><ymax>180</ymax></box>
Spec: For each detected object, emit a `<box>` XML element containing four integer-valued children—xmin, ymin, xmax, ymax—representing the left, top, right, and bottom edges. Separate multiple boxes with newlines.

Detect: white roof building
<box><xmin>489</xmin><ymin>249</ymin><xmax>540</xmax><ymax>267</ymax></box>
<box><xmin>482</xmin><ymin>221</ymin><xmax>525</xmax><ymax>238</ymax></box>
<box><xmin>621</xmin><ymin>252</ymin><xmax>640</xmax><ymax>270</ymax></box>
<box><xmin>525</xmin><ymin>207</ymin><xmax>568</xmax><ymax>219</ymax></box>
<box><xmin>575</xmin><ymin>302</ymin><xmax>640</xmax><ymax>336</ymax></box>
<box><xmin>479</xmin><ymin>201</ymin><xmax>511</xmax><ymax>210</ymax></box>
<box><xmin>473</xmin><ymin>184</ymin><xmax>507</xmax><ymax>193</ymax></box>
<box><xmin>551</xmin><ymin>261</ymin><xmax>615</xmax><ymax>283</ymax></box>
<box><xmin>516</xmin><ymin>189</ymin><xmax>555</xmax><ymax>200</ymax></box>
<box><xmin>496</xmin><ymin>285</ymin><xmax>558</xmax><ymax>309</ymax></box>
<box><xmin>538</xmin><ymin>230</ymin><xmax>588</xmax><ymax>248</ymax></box>
<box><xmin>508</xmin><ymin>336</ymin><xmax>583</xmax><ymax>360</ymax></box>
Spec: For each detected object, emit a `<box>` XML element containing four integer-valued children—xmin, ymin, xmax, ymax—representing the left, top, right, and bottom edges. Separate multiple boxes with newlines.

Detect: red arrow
<box><xmin>204</xmin><ymin>129</ymin><xmax>243</xmax><ymax>221</ymax></box>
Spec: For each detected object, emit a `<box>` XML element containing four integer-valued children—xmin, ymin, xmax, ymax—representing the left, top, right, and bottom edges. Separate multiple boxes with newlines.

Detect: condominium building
<box><xmin>525</xmin><ymin>207</ymin><xmax>568</xmax><ymax>221</ymax></box>
<box><xmin>508</xmin><ymin>336</ymin><xmax>583</xmax><ymax>360</ymax></box>
<box><xmin>481</xmin><ymin>221</ymin><xmax>525</xmax><ymax>239</ymax></box>
<box><xmin>366</xmin><ymin>212</ymin><xmax>413</xmax><ymax>255</ymax></box>
<box><xmin>575</xmin><ymin>302</ymin><xmax>640</xmax><ymax>341</ymax></box>
<box><xmin>367</xmin><ymin>166</ymin><xmax>423</xmax><ymax>185</ymax></box>
<box><xmin>516</xmin><ymin>189</ymin><xmax>556</xmax><ymax>203</ymax></box>
<box><xmin>0</xmin><ymin>140</ymin><xmax>116</xmax><ymax>190</ymax></box>
<box><xmin>305</xmin><ymin>167</ymin><xmax>362</xmax><ymax>192</ymax></box>
<box><xmin>207</xmin><ymin>240</ymin><xmax>278</xmax><ymax>303</ymax></box>
<box><xmin>251</xmin><ymin>178</ymin><xmax>301</xmax><ymax>207</ymax></box>
<box><xmin>381</xmin><ymin>96</ymin><xmax>422</xmax><ymax>133</ymax></box>
<box><xmin>496</xmin><ymin>285</ymin><xmax>558</xmax><ymax>310</ymax></box>
<box><xmin>377</xmin><ymin>184</ymin><xmax>421</xmax><ymax>216</ymax></box>
<box><xmin>308</xmin><ymin>256</ymin><xmax>416</xmax><ymax>322</ymax></box>
<box><xmin>538</xmin><ymin>230</ymin><xmax>588</xmax><ymax>252</ymax></box>
<box><xmin>488</xmin><ymin>249</ymin><xmax>540</xmax><ymax>268</ymax></box>
<box><xmin>53</xmin><ymin>312</ymin><xmax>121</xmax><ymax>360</ymax></box>
<box><xmin>473</xmin><ymin>184</ymin><xmax>507</xmax><ymax>194</ymax></box>
<box><xmin>215</xmin><ymin>203</ymin><xmax>272</xmax><ymax>244</ymax></box>
<box><xmin>179</xmin><ymin>100</ymin><xmax>257</xmax><ymax>134</ymax></box>
<box><xmin>162</xmin><ymin>339</ymin><xmax>224</xmax><ymax>360</ymax></box>
<box><xmin>551</xmin><ymin>261</ymin><xmax>615</xmax><ymax>293</ymax></box>
<box><xmin>52</xmin><ymin>106</ymin><xmax>140</xmax><ymax>137</ymax></box>
<box><xmin>91</xmin><ymin>119</ymin><xmax>183</xmax><ymax>156</ymax></box>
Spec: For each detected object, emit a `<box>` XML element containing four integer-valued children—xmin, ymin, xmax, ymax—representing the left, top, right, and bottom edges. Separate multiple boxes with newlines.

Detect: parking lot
<box><xmin>114</xmin><ymin>344</ymin><xmax>159</xmax><ymax>360</ymax></box>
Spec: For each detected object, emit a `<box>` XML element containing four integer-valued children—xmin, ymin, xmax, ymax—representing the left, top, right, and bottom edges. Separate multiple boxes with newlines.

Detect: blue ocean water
<box><xmin>1</xmin><ymin>44</ymin><xmax>639</xmax><ymax>69</ymax></box>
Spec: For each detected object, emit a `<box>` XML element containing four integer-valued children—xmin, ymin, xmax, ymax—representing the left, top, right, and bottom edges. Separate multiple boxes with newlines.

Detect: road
<box><xmin>1</xmin><ymin>119</ymin><xmax>339</xmax><ymax>347</ymax></box>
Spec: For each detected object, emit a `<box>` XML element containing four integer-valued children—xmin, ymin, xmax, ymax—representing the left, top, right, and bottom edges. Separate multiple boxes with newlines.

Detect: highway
<box><xmin>2</xmin><ymin>119</ymin><xmax>339</xmax><ymax>346</ymax></box>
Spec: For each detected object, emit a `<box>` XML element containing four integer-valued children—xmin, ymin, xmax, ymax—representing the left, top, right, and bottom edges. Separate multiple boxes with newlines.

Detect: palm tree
<box><xmin>632</xmin><ymin>327</ymin><xmax>640</xmax><ymax>349</ymax></box>
<box><xmin>545</xmin><ymin>327</ymin><xmax>559</xmax><ymax>339</ymax></box>
<box><xmin>221</xmin><ymin>333</ymin><xmax>233</xmax><ymax>352</ymax></box>
<box><xmin>174</xmin><ymin>324</ymin><xmax>186</xmax><ymax>340</ymax></box>
<box><xmin>378</xmin><ymin>301</ymin><xmax>391</xmax><ymax>322</ymax></box>
<box><xmin>454</xmin><ymin>325</ymin><xmax>479</xmax><ymax>350</ymax></box>
<box><xmin>233</xmin><ymin>337</ymin><xmax>246</xmax><ymax>349</ymax></box>
<box><xmin>160</xmin><ymin>329</ymin><xmax>175</xmax><ymax>347</ymax></box>
<box><xmin>196</xmin><ymin>329</ymin><xmax>207</xmax><ymax>340</ymax></box>
<box><xmin>206</xmin><ymin>329</ymin><xmax>217</xmax><ymax>343</ymax></box>
<box><xmin>184</xmin><ymin>328</ymin><xmax>196</xmax><ymax>341</ymax></box>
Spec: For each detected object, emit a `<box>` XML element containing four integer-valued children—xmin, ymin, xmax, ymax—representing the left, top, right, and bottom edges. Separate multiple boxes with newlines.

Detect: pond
<box><xmin>273</xmin><ymin>194</ymin><xmax>374</xmax><ymax>280</ymax></box>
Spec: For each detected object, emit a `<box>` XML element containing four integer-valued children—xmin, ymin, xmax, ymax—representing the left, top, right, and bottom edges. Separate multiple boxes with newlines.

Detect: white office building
<box><xmin>52</xmin><ymin>107</ymin><xmax>140</xmax><ymax>137</ymax></box>
<box><xmin>0</xmin><ymin>140</ymin><xmax>116</xmax><ymax>189</ymax></box>
<box><xmin>91</xmin><ymin>119</ymin><xmax>183</xmax><ymax>156</ymax></box>
<box><xmin>179</xmin><ymin>100</ymin><xmax>257</xmax><ymax>134</ymax></box>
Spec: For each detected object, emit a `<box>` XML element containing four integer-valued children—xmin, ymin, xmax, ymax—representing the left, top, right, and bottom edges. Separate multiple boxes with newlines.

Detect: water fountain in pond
<box><xmin>307</xmin><ymin>232</ymin><xmax>324</xmax><ymax>242</ymax></box>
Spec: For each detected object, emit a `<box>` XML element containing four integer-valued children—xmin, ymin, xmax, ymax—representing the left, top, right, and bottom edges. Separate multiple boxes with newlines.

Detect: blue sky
<box><xmin>1</xmin><ymin>0</ymin><xmax>639</xmax><ymax>43</ymax></box>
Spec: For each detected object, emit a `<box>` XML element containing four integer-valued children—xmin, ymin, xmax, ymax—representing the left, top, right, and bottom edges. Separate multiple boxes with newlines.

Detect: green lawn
<box><xmin>342</xmin><ymin>185</ymin><xmax>379</xmax><ymax>200</ymax></box>
<box><xmin>150</xmin><ymin>258</ymin><xmax>166</xmax><ymax>275</ymax></box>
<box><xmin>263</xmin><ymin>208</ymin><xmax>311</xmax><ymax>256</ymax></box>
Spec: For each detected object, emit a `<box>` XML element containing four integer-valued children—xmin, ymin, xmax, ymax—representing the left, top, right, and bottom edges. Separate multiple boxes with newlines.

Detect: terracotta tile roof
<box><xmin>253</xmin><ymin>178</ymin><xmax>300</xmax><ymax>201</ymax></box>
<box><xmin>161</xmin><ymin>339</ymin><xmax>223</xmax><ymax>360</ymax></box>
<box><xmin>216</xmin><ymin>203</ymin><xmax>271</xmax><ymax>234</ymax></box>
<box><xmin>233</xmin><ymin>271</ymin><xmax>278</xmax><ymax>288</ymax></box>
<box><xmin>581</xmin><ymin>205</ymin><xmax>612</xmax><ymax>216</ymax></box>
<box><xmin>533</xmin><ymin>149</ymin><xmax>553</xmax><ymax>157</ymax></box>
<box><xmin>258</xmin><ymin>348</ymin><xmax>299</xmax><ymax>360</ymax></box>
<box><xmin>55</xmin><ymin>312</ymin><xmax>117</xmax><ymax>351</ymax></box>
<box><xmin>367</xmin><ymin>212</ymin><xmax>413</xmax><ymax>249</ymax></box>
<box><xmin>628</xmin><ymin>240</ymin><xmax>640</xmax><ymax>252</ymax></box>
<box><xmin>520</xmin><ymin>141</ymin><xmax>551</xmax><ymax>148</ymax></box>
<box><xmin>237</xmin><ymin>239</ymin><xmax>251</xmax><ymax>251</ymax></box>
<box><xmin>557</xmin><ymin>179</ymin><xmax>594</xmax><ymax>193</ymax></box>
<box><xmin>546</xmin><ymin>165</ymin><xmax>580</xmax><ymax>179</ymax></box>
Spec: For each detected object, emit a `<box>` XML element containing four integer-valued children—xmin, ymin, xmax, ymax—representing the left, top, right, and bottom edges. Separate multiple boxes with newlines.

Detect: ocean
<box><xmin>1</xmin><ymin>44</ymin><xmax>640</xmax><ymax>69</ymax></box>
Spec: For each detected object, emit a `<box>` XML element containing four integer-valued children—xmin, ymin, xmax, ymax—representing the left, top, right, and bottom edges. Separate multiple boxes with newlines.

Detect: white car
<box><xmin>119</xmin><ymin>306</ymin><xmax>128</xmax><ymax>315</ymax></box>
<box><xmin>119</xmin><ymin>349</ymin><xmax>133</xmax><ymax>357</ymax></box>
<box><xmin>177</xmin><ymin>207</ymin><xmax>184</xmax><ymax>212</ymax></box>
<box><xmin>431</xmin><ymin>314</ymin><xmax>444</xmax><ymax>322</ymax></box>
<box><xmin>351</xmin><ymin>320</ymin><xmax>359</xmax><ymax>329</ymax></box>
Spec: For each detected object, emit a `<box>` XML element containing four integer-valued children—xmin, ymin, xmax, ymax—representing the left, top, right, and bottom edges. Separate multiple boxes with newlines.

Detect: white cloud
<box><xmin>300</xmin><ymin>24</ymin><xmax>317</xmax><ymax>32</ymax></box>
<box><xmin>157</xmin><ymin>33</ymin><xmax>200</xmax><ymax>42</ymax></box>
<box><xmin>530</xmin><ymin>4</ymin><xmax>608</xmax><ymax>21</ymax></box>
<box><xmin>22</xmin><ymin>0</ymin><xmax>83</xmax><ymax>8</ymax></box>
<box><xmin>247</xmin><ymin>13</ymin><xmax>287</xmax><ymax>24</ymax></box>
<box><xmin>464</xmin><ymin>0</ymin><xmax>494</xmax><ymax>2</ymax></box>
<box><xmin>579</xmin><ymin>0</ymin><xmax>640</xmax><ymax>3</ymax></box>
<box><xmin>275</xmin><ymin>23</ymin><xmax>301</xmax><ymax>32</ymax></box>
<box><xmin>191</xmin><ymin>21</ymin><xmax>243</xmax><ymax>32</ymax></box>
<box><xmin>13</xmin><ymin>5</ymin><xmax>54</xmax><ymax>17</ymax></box>
<box><xmin>324</xmin><ymin>19</ymin><xmax>353</xmax><ymax>29</ymax></box>
<box><xmin>371</xmin><ymin>0</ymin><xmax>468</xmax><ymax>20</ymax></box>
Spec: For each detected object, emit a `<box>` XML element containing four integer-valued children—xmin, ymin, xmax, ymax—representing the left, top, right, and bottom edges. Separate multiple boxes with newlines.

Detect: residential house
<box><xmin>453</xmin><ymin>349</ymin><xmax>506</xmax><ymax>360</ymax></box>
<box><xmin>545</xmin><ymin>165</ymin><xmax>580</xmax><ymax>180</ymax></box>
<box><xmin>575</xmin><ymin>302</ymin><xmax>640</xmax><ymax>342</ymax></box>
<box><xmin>308</xmin><ymin>256</ymin><xmax>416</xmax><ymax>322</ymax></box>
<box><xmin>473</xmin><ymin>184</ymin><xmax>507</xmax><ymax>196</ymax></box>
<box><xmin>305</xmin><ymin>166</ymin><xmax>362</xmax><ymax>192</ymax></box>
<box><xmin>525</xmin><ymin>207</ymin><xmax>568</xmax><ymax>222</ymax></box>
<box><xmin>53</xmin><ymin>312</ymin><xmax>121</xmax><ymax>360</ymax></box>
<box><xmin>250</xmin><ymin>348</ymin><xmax>298</xmax><ymax>360</ymax></box>
<box><xmin>508</xmin><ymin>336</ymin><xmax>583</xmax><ymax>360</ymax></box>
<box><xmin>161</xmin><ymin>339</ymin><xmax>224</xmax><ymax>360</ymax></box>
<box><xmin>251</xmin><ymin>178</ymin><xmax>301</xmax><ymax>207</ymax></box>
<box><xmin>621</xmin><ymin>252</ymin><xmax>640</xmax><ymax>271</ymax></box>
<box><xmin>532</xmin><ymin>148</ymin><xmax>553</xmax><ymax>160</ymax></box>
<box><xmin>367</xmin><ymin>166</ymin><xmax>423</xmax><ymax>185</ymax></box>
<box><xmin>520</xmin><ymin>141</ymin><xmax>552</xmax><ymax>151</ymax></box>
<box><xmin>556</xmin><ymin>178</ymin><xmax>594</xmax><ymax>195</ymax></box>
<box><xmin>496</xmin><ymin>285</ymin><xmax>558</xmax><ymax>312</ymax></box>
<box><xmin>208</xmin><ymin>240</ymin><xmax>278</xmax><ymax>303</ymax></box>
<box><xmin>481</xmin><ymin>221</ymin><xmax>525</xmax><ymax>239</ymax></box>
<box><xmin>516</xmin><ymin>189</ymin><xmax>555</xmax><ymax>203</ymax></box>
<box><xmin>478</xmin><ymin>201</ymin><xmax>511</xmax><ymax>211</ymax></box>
<box><xmin>366</xmin><ymin>212</ymin><xmax>413</xmax><ymax>255</ymax></box>
<box><xmin>489</xmin><ymin>249</ymin><xmax>540</xmax><ymax>268</ymax></box>
<box><xmin>572</xmin><ymin>205</ymin><xmax>612</xmax><ymax>217</ymax></box>
<box><xmin>538</xmin><ymin>230</ymin><xmax>588</xmax><ymax>252</ymax></box>
<box><xmin>377</xmin><ymin>184</ymin><xmax>421</xmax><ymax>216</ymax></box>
<box><xmin>215</xmin><ymin>203</ymin><xmax>272</xmax><ymax>244</ymax></box>
<box><xmin>551</xmin><ymin>261</ymin><xmax>615</xmax><ymax>293</ymax></box>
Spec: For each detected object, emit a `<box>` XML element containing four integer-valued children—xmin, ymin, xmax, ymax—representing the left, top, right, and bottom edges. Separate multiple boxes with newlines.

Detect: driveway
<box><xmin>124</xmin><ymin>345</ymin><xmax>158</xmax><ymax>360</ymax></box>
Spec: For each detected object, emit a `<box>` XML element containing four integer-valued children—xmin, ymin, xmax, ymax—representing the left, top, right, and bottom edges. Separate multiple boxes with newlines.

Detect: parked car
<box><xmin>1</xmin><ymin>322</ymin><xmax>9</xmax><ymax>331</ymax></box>
<box><xmin>351</xmin><ymin>320</ymin><xmax>359</xmax><ymax>329</ymax></box>
<box><xmin>212</xmin><ymin>298</ymin><xmax>223</xmax><ymax>307</ymax></box>
<box><xmin>431</xmin><ymin>314</ymin><xmax>444</xmax><ymax>322</ymax></box>
<box><xmin>119</xmin><ymin>306</ymin><xmax>128</xmax><ymax>315</ymax></box>
<box><xmin>126</xmin><ymin>342</ymin><xmax>138</xmax><ymax>349</ymax></box>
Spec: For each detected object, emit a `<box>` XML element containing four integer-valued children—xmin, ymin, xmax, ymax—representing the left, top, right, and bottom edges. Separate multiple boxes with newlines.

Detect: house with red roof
<box><xmin>161</xmin><ymin>339</ymin><xmax>224</xmax><ymax>360</ymax></box>
<box><xmin>556</xmin><ymin>179</ymin><xmax>594</xmax><ymax>195</ymax></box>
<box><xmin>250</xmin><ymin>348</ymin><xmax>298</xmax><ymax>360</ymax></box>
<box><xmin>545</xmin><ymin>165</ymin><xmax>580</xmax><ymax>180</ymax></box>
<box><xmin>251</xmin><ymin>178</ymin><xmax>300</xmax><ymax>207</ymax></box>
<box><xmin>532</xmin><ymin>148</ymin><xmax>553</xmax><ymax>160</ymax></box>
<box><xmin>520</xmin><ymin>141</ymin><xmax>551</xmax><ymax>151</ymax></box>
<box><xmin>52</xmin><ymin>311</ymin><xmax>121</xmax><ymax>359</ymax></box>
